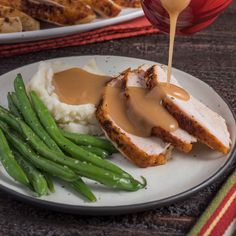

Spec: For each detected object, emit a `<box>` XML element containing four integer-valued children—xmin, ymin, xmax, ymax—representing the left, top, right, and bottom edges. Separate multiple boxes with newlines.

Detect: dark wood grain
<box><xmin>0</xmin><ymin>2</ymin><xmax>235</xmax><ymax>236</ymax></box>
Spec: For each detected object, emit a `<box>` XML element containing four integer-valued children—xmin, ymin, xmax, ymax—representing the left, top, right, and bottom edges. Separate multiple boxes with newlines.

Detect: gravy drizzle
<box><xmin>160</xmin><ymin>0</ymin><xmax>191</xmax><ymax>83</ymax></box>
<box><xmin>160</xmin><ymin>82</ymin><xmax>190</xmax><ymax>101</ymax></box>
<box><xmin>105</xmin><ymin>82</ymin><xmax>188</xmax><ymax>137</ymax></box>
<box><xmin>105</xmin><ymin>86</ymin><xmax>148</xmax><ymax>137</ymax></box>
<box><xmin>53</xmin><ymin>66</ymin><xmax>190</xmax><ymax>137</ymax></box>
<box><xmin>52</xmin><ymin>0</ymin><xmax>192</xmax><ymax>137</ymax></box>
<box><xmin>126</xmin><ymin>86</ymin><xmax>179</xmax><ymax>136</ymax></box>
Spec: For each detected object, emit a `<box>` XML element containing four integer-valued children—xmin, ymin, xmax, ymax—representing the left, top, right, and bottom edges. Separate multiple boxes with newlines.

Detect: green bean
<box><xmin>11</xmin><ymin>92</ymin><xmax>21</xmax><ymax>111</ymax></box>
<box><xmin>7</xmin><ymin>93</ymin><xmax>21</xmax><ymax>118</ymax></box>
<box><xmin>16</xmin><ymin>120</ymin><xmax>145</xmax><ymax>191</ymax></box>
<box><xmin>81</xmin><ymin>146</ymin><xmax>109</xmax><ymax>159</ymax></box>
<box><xmin>14</xmin><ymin>151</ymin><xmax>48</xmax><ymax>196</ymax></box>
<box><xmin>30</xmin><ymin>91</ymin><xmax>132</xmax><ymax>179</ymax></box>
<box><xmin>0</xmin><ymin>106</ymin><xmax>23</xmax><ymax>133</ymax></box>
<box><xmin>0</xmin><ymin>122</ymin><xmax>77</xmax><ymax>182</ymax></box>
<box><xmin>11</xmin><ymin>92</ymin><xmax>24</xmax><ymax>119</ymax></box>
<box><xmin>70</xmin><ymin>177</ymin><xmax>96</xmax><ymax>202</ymax></box>
<box><xmin>71</xmin><ymin>161</ymin><xmax>145</xmax><ymax>191</ymax></box>
<box><xmin>0</xmin><ymin>120</ymin><xmax>145</xmax><ymax>191</ymax></box>
<box><xmin>14</xmin><ymin>74</ymin><xmax>61</xmax><ymax>153</ymax></box>
<box><xmin>1</xmin><ymin>103</ymin><xmax>113</xmax><ymax>170</ymax></box>
<box><xmin>42</xmin><ymin>172</ymin><xmax>55</xmax><ymax>193</ymax></box>
<box><xmin>6</xmin><ymin>101</ymin><xmax>94</xmax><ymax>199</ymax></box>
<box><xmin>0</xmin><ymin>127</ymin><xmax>29</xmax><ymax>186</ymax></box>
<box><xmin>7</xmin><ymin>96</ymin><xmax>95</xmax><ymax>198</ymax></box>
<box><xmin>60</xmin><ymin>129</ymin><xmax>117</xmax><ymax>154</ymax></box>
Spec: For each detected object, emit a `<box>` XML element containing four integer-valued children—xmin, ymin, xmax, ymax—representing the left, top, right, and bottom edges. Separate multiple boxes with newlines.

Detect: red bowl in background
<box><xmin>141</xmin><ymin>0</ymin><xmax>232</xmax><ymax>34</ymax></box>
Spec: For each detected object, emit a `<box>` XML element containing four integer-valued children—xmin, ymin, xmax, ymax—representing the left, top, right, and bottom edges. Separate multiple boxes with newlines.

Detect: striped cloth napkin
<box><xmin>0</xmin><ymin>17</ymin><xmax>158</xmax><ymax>58</ymax></box>
<box><xmin>188</xmin><ymin>169</ymin><xmax>236</xmax><ymax>236</ymax></box>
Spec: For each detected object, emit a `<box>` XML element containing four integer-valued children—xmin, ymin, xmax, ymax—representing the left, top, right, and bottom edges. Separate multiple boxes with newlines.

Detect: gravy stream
<box><xmin>53</xmin><ymin>68</ymin><xmax>111</xmax><ymax>105</ymax></box>
<box><xmin>160</xmin><ymin>0</ymin><xmax>191</xmax><ymax>83</ymax></box>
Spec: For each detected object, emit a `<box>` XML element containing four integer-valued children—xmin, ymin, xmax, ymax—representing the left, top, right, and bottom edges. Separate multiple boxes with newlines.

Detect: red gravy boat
<box><xmin>141</xmin><ymin>0</ymin><xmax>232</xmax><ymax>34</ymax></box>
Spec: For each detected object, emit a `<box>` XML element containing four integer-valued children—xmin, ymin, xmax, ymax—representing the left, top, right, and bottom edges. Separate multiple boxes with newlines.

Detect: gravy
<box><xmin>127</xmin><ymin>86</ymin><xmax>179</xmax><ymax>136</ymax></box>
<box><xmin>105</xmin><ymin>86</ymin><xmax>147</xmax><ymax>137</ymax></box>
<box><xmin>160</xmin><ymin>82</ymin><xmax>190</xmax><ymax>101</ymax></box>
<box><xmin>53</xmin><ymin>67</ymin><xmax>111</xmax><ymax>105</ymax></box>
<box><xmin>160</xmin><ymin>0</ymin><xmax>191</xmax><ymax>83</ymax></box>
<box><xmin>53</xmin><ymin>67</ymin><xmax>189</xmax><ymax>137</ymax></box>
<box><xmin>105</xmin><ymin>83</ymin><xmax>184</xmax><ymax>137</ymax></box>
<box><xmin>52</xmin><ymin>62</ymin><xmax>189</xmax><ymax>137</ymax></box>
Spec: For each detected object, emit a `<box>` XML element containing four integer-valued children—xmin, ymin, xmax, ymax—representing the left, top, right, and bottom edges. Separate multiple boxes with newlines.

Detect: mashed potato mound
<box><xmin>28</xmin><ymin>60</ymin><xmax>104</xmax><ymax>135</ymax></box>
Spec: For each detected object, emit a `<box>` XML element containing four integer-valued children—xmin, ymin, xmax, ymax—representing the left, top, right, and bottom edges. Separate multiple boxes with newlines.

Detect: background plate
<box><xmin>0</xmin><ymin>9</ymin><xmax>143</xmax><ymax>44</ymax></box>
<box><xmin>0</xmin><ymin>55</ymin><xmax>235</xmax><ymax>215</ymax></box>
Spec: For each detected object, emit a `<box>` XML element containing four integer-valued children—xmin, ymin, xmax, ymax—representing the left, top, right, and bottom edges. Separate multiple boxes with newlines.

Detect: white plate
<box><xmin>0</xmin><ymin>9</ymin><xmax>143</xmax><ymax>44</ymax></box>
<box><xmin>0</xmin><ymin>55</ymin><xmax>235</xmax><ymax>215</ymax></box>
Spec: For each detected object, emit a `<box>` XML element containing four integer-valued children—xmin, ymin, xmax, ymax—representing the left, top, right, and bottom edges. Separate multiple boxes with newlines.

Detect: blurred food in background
<box><xmin>0</xmin><ymin>0</ymin><xmax>141</xmax><ymax>33</ymax></box>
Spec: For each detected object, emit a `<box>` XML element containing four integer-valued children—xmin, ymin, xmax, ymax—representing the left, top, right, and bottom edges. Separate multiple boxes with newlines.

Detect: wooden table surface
<box><xmin>0</xmin><ymin>3</ymin><xmax>235</xmax><ymax>236</ymax></box>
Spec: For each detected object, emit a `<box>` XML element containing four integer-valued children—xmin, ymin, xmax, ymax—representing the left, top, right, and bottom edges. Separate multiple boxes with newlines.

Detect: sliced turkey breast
<box><xmin>84</xmin><ymin>0</ymin><xmax>121</xmax><ymax>18</ymax></box>
<box><xmin>0</xmin><ymin>0</ymin><xmax>22</xmax><ymax>9</ymax></box>
<box><xmin>0</xmin><ymin>16</ymin><xmax>22</xmax><ymax>33</ymax></box>
<box><xmin>96</xmin><ymin>72</ymin><xmax>172</xmax><ymax>168</ymax></box>
<box><xmin>0</xmin><ymin>5</ymin><xmax>40</xmax><ymax>31</ymax></box>
<box><xmin>22</xmin><ymin>0</ymin><xmax>96</xmax><ymax>26</ymax></box>
<box><xmin>145</xmin><ymin>65</ymin><xmax>231</xmax><ymax>154</ymax></box>
<box><xmin>112</xmin><ymin>0</ymin><xmax>141</xmax><ymax>8</ymax></box>
<box><xmin>124</xmin><ymin>67</ymin><xmax>197</xmax><ymax>153</ymax></box>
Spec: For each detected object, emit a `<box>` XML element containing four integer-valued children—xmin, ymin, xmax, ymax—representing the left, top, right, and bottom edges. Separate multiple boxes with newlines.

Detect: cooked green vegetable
<box><xmin>7</xmin><ymin>92</ymin><xmax>21</xmax><ymax>118</ymax></box>
<box><xmin>42</xmin><ymin>172</ymin><xmax>55</xmax><ymax>193</ymax></box>
<box><xmin>30</xmin><ymin>91</ymin><xmax>131</xmax><ymax>179</ymax></box>
<box><xmin>14</xmin><ymin>151</ymin><xmax>48</xmax><ymax>196</ymax></box>
<box><xmin>0</xmin><ymin>127</ymin><xmax>29</xmax><ymax>186</ymax></box>
<box><xmin>11</xmin><ymin>92</ymin><xmax>21</xmax><ymax>110</ymax></box>
<box><xmin>60</xmin><ymin>129</ymin><xmax>117</xmax><ymax>154</ymax></box>
<box><xmin>81</xmin><ymin>146</ymin><xmax>109</xmax><ymax>159</ymax></box>
<box><xmin>0</xmin><ymin>120</ymin><xmax>145</xmax><ymax>191</ymax></box>
<box><xmin>11</xmin><ymin>92</ymin><xmax>24</xmax><ymax>119</ymax></box>
<box><xmin>0</xmin><ymin>105</ymin><xmax>23</xmax><ymax>133</ymax></box>
<box><xmin>16</xmin><ymin>120</ymin><xmax>144</xmax><ymax>191</ymax></box>
<box><xmin>70</xmin><ymin>177</ymin><xmax>97</xmax><ymax>202</ymax></box>
<box><xmin>0</xmin><ymin>122</ymin><xmax>77</xmax><ymax>182</ymax></box>
<box><xmin>14</xmin><ymin>74</ymin><xmax>61</xmax><ymax>153</ymax></box>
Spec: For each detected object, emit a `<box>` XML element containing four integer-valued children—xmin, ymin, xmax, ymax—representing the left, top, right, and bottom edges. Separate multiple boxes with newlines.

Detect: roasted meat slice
<box><xmin>84</xmin><ymin>0</ymin><xmax>121</xmax><ymax>18</ymax></box>
<box><xmin>0</xmin><ymin>0</ymin><xmax>22</xmax><ymax>9</ymax></box>
<box><xmin>0</xmin><ymin>5</ymin><xmax>39</xmax><ymax>31</ymax></box>
<box><xmin>124</xmin><ymin>67</ymin><xmax>197</xmax><ymax>153</ymax></box>
<box><xmin>21</xmin><ymin>0</ymin><xmax>96</xmax><ymax>25</ymax></box>
<box><xmin>96</xmin><ymin>72</ymin><xmax>172</xmax><ymax>168</ymax></box>
<box><xmin>0</xmin><ymin>16</ymin><xmax>22</xmax><ymax>33</ymax></box>
<box><xmin>145</xmin><ymin>65</ymin><xmax>231</xmax><ymax>154</ymax></box>
<box><xmin>113</xmin><ymin>0</ymin><xmax>141</xmax><ymax>8</ymax></box>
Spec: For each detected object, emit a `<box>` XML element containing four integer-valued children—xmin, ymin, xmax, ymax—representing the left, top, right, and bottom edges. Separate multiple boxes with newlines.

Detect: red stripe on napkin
<box><xmin>199</xmin><ymin>183</ymin><xmax>236</xmax><ymax>236</ymax></box>
<box><xmin>0</xmin><ymin>17</ymin><xmax>158</xmax><ymax>58</ymax></box>
<box><xmin>188</xmin><ymin>170</ymin><xmax>236</xmax><ymax>236</ymax></box>
<box><xmin>210</xmin><ymin>194</ymin><xmax>236</xmax><ymax>236</ymax></box>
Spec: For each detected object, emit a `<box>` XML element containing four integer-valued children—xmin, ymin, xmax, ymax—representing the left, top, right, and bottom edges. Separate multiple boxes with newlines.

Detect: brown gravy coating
<box><xmin>105</xmin><ymin>82</ymin><xmax>188</xmax><ymax>137</ymax></box>
<box><xmin>126</xmin><ymin>86</ymin><xmax>179</xmax><ymax>136</ymax></box>
<box><xmin>160</xmin><ymin>82</ymin><xmax>190</xmax><ymax>101</ymax></box>
<box><xmin>105</xmin><ymin>86</ymin><xmax>147</xmax><ymax>137</ymax></box>
<box><xmin>53</xmin><ymin>67</ymin><xmax>190</xmax><ymax>137</ymax></box>
<box><xmin>53</xmin><ymin>67</ymin><xmax>111</xmax><ymax>105</ymax></box>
